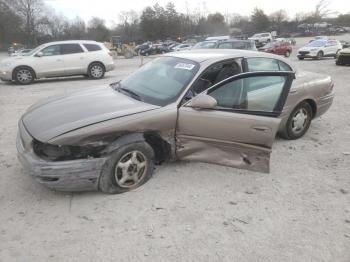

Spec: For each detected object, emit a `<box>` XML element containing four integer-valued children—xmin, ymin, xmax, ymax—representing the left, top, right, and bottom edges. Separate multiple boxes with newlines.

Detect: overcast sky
<box><xmin>44</xmin><ymin>0</ymin><xmax>350</xmax><ymax>25</ymax></box>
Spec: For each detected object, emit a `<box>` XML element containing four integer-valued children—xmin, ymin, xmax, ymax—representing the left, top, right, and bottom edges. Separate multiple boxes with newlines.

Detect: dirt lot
<box><xmin>0</xmin><ymin>36</ymin><xmax>349</xmax><ymax>262</ymax></box>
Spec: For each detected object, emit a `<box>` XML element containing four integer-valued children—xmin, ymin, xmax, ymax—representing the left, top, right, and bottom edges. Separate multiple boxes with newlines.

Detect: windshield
<box><xmin>24</xmin><ymin>44</ymin><xmax>45</xmax><ymax>56</ymax></box>
<box><xmin>119</xmin><ymin>57</ymin><xmax>199</xmax><ymax>106</ymax></box>
<box><xmin>307</xmin><ymin>40</ymin><xmax>327</xmax><ymax>47</ymax></box>
<box><xmin>262</xmin><ymin>42</ymin><xmax>277</xmax><ymax>48</ymax></box>
<box><xmin>193</xmin><ymin>41</ymin><xmax>217</xmax><ymax>49</ymax></box>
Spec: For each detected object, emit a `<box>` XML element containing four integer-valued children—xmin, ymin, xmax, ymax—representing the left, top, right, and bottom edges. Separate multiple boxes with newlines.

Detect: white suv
<box><xmin>0</xmin><ymin>40</ymin><xmax>115</xmax><ymax>84</ymax></box>
<box><xmin>297</xmin><ymin>39</ymin><xmax>342</xmax><ymax>60</ymax></box>
<box><xmin>248</xmin><ymin>33</ymin><xmax>273</xmax><ymax>46</ymax></box>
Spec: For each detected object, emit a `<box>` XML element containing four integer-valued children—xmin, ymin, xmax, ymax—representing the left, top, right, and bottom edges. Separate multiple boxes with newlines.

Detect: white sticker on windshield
<box><xmin>175</xmin><ymin>63</ymin><xmax>195</xmax><ymax>70</ymax></box>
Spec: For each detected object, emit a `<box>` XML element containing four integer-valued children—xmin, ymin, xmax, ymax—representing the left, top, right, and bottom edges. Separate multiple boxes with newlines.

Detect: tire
<box><xmin>99</xmin><ymin>141</ymin><xmax>155</xmax><ymax>194</ymax></box>
<box><xmin>316</xmin><ymin>51</ymin><xmax>323</xmax><ymax>60</ymax></box>
<box><xmin>298</xmin><ymin>57</ymin><xmax>304</xmax><ymax>60</ymax></box>
<box><xmin>279</xmin><ymin>101</ymin><xmax>313</xmax><ymax>140</ymax></box>
<box><xmin>285</xmin><ymin>51</ymin><xmax>291</xmax><ymax>57</ymax></box>
<box><xmin>13</xmin><ymin>66</ymin><xmax>34</xmax><ymax>85</ymax></box>
<box><xmin>88</xmin><ymin>62</ymin><xmax>105</xmax><ymax>79</ymax></box>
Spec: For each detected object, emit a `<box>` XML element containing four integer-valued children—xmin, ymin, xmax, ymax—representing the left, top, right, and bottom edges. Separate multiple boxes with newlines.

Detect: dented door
<box><xmin>176</xmin><ymin>71</ymin><xmax>295</xmax><ymax>173</ymax></box>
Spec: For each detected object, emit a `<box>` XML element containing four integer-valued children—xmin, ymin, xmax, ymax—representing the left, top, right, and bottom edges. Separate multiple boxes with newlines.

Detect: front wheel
<box><xmin>285</xmin><ymin>51</ymin><xmax>291</xmax><ymax>57</ymax></box>
<box><xmin>14</xmin><ymin>67</ymin><xmax>34</xmax><ymax>85</ymax></box>
<box><xmin>99</xmin><ymin>141</ymin><xmax>155</xmax><ymax>194</ymax></box>
<box><xmin>298</xmin><ymin>57</ymin><xmax>304</xmax><ymax>60</ymax></box>
<box><xmin>279</xmin><ymin>102</ymin><xmax>313</xmax><ymax>140</ymax></box>
<box><xmin>88</xmin><ymin>63</ymin><xmax>105</xmax><ymax>79</ymax></box>
<box><xmin>316</xmin><ymin>51</ymin><xmax>323</xmax><ymax>60</ymax></box>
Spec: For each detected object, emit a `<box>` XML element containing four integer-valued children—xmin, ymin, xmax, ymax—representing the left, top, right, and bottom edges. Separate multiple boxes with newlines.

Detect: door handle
<box><xmin>289</xmin><ymin>89</ymin><xmax>297</xmax><ymax>94</ymax></box>
<box><xmin>252</xmin><ymin>126</ymin><xmax>270</xmax><ymax>132</ymax></box>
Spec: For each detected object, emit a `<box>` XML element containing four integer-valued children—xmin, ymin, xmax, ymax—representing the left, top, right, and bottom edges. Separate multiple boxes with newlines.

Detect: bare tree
<box><xmin>314</xmin><ymin>0</ymin><xmax>336</xmax><ymax>19</ymax></box>
<box><xmin>5</xmin><ymin>0</ymin><xmax>46</xmax><ymax>45</ymax></box>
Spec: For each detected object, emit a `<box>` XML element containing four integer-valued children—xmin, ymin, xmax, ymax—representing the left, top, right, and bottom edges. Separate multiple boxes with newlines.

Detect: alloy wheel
<box><xmin>17</xmin><ymin>69</ymin><xmax>32</xmax><ymax>84</ymax></box>
<box><xmin>114</xmin><ymin>151</ymin><xmax>148</xmax><ymax>188</ymax></box>
<box><xmin>90</xmin><ymin>65</ymin><xmax>103</xmax><ymax>78</ymax></box>
<box><xmin>291</xmin><ymin>108</ymin><xmax>309</xmax><ymax>134</ymax></box>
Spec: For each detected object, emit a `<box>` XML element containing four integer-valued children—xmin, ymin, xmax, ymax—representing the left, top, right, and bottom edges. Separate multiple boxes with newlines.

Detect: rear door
<box><xmin>176</xmin><ymin>71</ymin><xmax>295</xmax><ymax>173</ymax></box>
<box><xmin>60</xmin><ymin>43</ymin><xmax>87</xmax><ymax>75</ymax></box>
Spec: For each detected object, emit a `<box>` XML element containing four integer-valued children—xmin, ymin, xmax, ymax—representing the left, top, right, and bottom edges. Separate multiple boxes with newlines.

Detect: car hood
<box><xmin>22</xmin><ymin>85</ymin><xmax>160</xmax><ymax>142</ymax></box>
<box><xmin>339</xmin><ymin>48</ymin><xmax>350</xmax><ymax>54</ymax></box>
<box><xmin>0</xmin><ymin>56</ymin><xmax>27</xmax><ymax>65</ymax></box>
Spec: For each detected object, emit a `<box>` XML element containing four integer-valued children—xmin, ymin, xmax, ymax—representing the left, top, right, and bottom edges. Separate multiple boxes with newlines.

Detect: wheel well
<box><xmin>143</xmin><ymin>132</ymin><xmax>171</xmax><ymax>164</ymax></box>
<box><xmin>304</xmin><ymin>99</ymin><xmax>317</xmax><ymax>118</ymax></box>
<box><xmin>88</xmin><ymin>61</ymin><xmax>105</xmax><ymax>71</ymax></box>
<box><xmin>12</xmin><ymin>65</ymin><xmax>37</xmax><ymax>80</ymax></box>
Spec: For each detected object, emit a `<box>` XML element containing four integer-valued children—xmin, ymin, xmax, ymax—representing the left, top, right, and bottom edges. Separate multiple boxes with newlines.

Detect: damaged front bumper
<box><xmin>16</xmin><ymin>122</ymin><xmax>106</xmax><ymax>192</ymax></box>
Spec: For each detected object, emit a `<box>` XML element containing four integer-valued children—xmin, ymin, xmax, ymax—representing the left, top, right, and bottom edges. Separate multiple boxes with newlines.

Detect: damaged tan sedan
<box><xmin>17</xmin><ymin>50</ymin><xmax>334</xmax><ymax>193</ymax></box>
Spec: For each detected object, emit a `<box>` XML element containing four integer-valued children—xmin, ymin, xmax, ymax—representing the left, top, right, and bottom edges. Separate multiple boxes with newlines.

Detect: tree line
<box><xmin>0</xmin><ymin>0</ymin><xmax>349</xmax><ymax>48</ymax></box>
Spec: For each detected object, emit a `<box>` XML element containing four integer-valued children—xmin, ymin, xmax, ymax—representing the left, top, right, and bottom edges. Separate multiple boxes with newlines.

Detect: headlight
<box><xmin>1</xmin><ymin>61</ymin><xmax>13</xmax><ymax>68</ymax></box>
<box><xmin>33</xmin><ymin>140</ymin><xmax>106</xmax><ymax>161</ymax></box>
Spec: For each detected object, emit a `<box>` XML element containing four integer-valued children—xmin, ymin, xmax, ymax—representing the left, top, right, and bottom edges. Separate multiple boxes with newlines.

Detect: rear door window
<box><xmin>60</xmin><ymin>44</ymin><xmax>84</xmax><ymax>55</ymax></box>
<box><xmin>247</xmin><ymin>58</ymin><xmax>292</xmax><ymax>72</ymax></box>
<box><xmin>83</xmin><ymin>44</ymin><xmax>102</xmax><ymax>52</ymax></box>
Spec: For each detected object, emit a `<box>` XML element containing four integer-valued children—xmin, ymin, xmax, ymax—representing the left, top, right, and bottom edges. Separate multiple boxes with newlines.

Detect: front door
<box><xmin>33</xmin><ymin>45</ymin><xmax>65</xmax><ymax>78</ymax></box>
<box><xmin>176</xmin><ymin>71</ymin><xmax>295</xmax><ymax>173</ymax></box>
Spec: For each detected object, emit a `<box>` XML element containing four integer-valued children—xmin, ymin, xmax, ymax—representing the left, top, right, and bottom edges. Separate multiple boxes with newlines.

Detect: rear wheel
<box><xmin>99</xmin><ymin>141</ymin><xmax>155</xmax><ymax>194</ymax></box>
<box><xmin>285</xmin><ymin>51</ymin><xmax>291</xmax><ymax>57</ymax></box>
<box><xmin>13</xmin><ymin>67</ymin><xmax>34</xmax><ymax>85</ymax></box>
<box><xmin>298</xmin><ymin>57</ymin><xmax>304</xmax><ymax>60</ymax></box>
<box><xmin>88</xmin><ymin>62</ymin><xmax>105</xmax><ymax>79</ymax></box>
<box><xmin>279</xmin><ymin>102</ymin><xmax>313</xmax><ymax>140</ymax></box>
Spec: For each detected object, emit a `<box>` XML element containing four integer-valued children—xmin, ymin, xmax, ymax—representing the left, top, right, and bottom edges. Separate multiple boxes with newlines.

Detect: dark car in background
<box><xmin>259</xmin><ymin>41</ymin><xmax>292</xmax><ymax>57</ymax></box>
<box><xmin>140</xmin><ymin>44</ymin><xmax>169</xmax><ymax>56</ymax></box>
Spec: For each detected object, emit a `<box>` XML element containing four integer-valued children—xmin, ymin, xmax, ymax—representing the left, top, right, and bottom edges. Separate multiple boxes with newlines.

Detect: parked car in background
<box><xmin>0</xmin><ymin>40</ymin><xmax>115</xmax><ymax>84</ymax></box>
<box><xmin>259</xmin><ymin>41</ymin><xmax>292</xmax><ymax>57</ymax></box>
<box><xmin>308</xmin><ymin>36</ymin><xmax>328</xmax><ymax>43</ymax></box>
<box><xmin>192</xmin><ymin>41</ymin><xmax>219</xmax><ymax>49</ymax></box>
<box><xmin>336</xmin><ymin>48</ymin><xmax>350</xmax><ymax>65</ymax></box>
<box><xmin>172</xmin><ymin>44</ymin><xmax>192</xmax><ymax>51</ymax></box>
<box><xmin>248</xmin><ymin>33</ymin><xmax>273</xmax><ymax>47</ymax></box>
<box><xmin>135</xmin><ymin>42</ymin><xmax>152</xmax><ymax>54</ymax></box>
<box><xmin>17</xmin><ymin>50</ymin><xmax>334</xmax><ymax>193</ymax></box>
<box><xmin>340</xmin><ymin>40</ymin><xmax>350</xmax><ymax>49</ymax></box>
<box><xmin>297</xmin><ymin>39</ymin><xmax>342</xmax><ymax>60</ymax></box>
<box><xmin>10</xmin><ymin>49</ymin><xmax>32</xmax><ymax>57</ymax></box>
<box><xmin>140</xmin><ymin>44</ymin><xmax>169</xmax><ymax>56</ymax></box>
<box><xmin>193</xmin><ymin>40</ymin><xmax>257</xmax><ymax>51</ymax></box>
<box><xmin>216</xmin><ymin>40</ymin><xmax>257</xmax><ymax>50</ymax></box>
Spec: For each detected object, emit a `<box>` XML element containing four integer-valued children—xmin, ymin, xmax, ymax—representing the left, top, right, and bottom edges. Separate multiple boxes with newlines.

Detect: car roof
<box><xmin>41</xmin><ymin>40</ymin><xmax>102</xmax><ymax>45</ymax></box>
<box><xmin>166</xmin><ymin>49</ymin><xmax>290</xmax><ymax>64</ymax></box>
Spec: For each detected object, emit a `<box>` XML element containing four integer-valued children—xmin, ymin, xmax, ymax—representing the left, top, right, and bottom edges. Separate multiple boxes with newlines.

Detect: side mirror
<box><xmin>36</xmin><ymin>51</ymin><xmax>43</xmax><ymax>57</ymax></box>
<box><xmin>188</xmin><ymin>94</ymin><xmax>217</xmax><ymax>109</ymax></box>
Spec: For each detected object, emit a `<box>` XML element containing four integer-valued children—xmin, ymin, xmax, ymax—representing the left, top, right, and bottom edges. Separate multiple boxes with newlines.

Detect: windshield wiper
<box><xmin>111</xmin><ymin>82</ymin><xmax>142</xmax><ymax>101</ymax></box>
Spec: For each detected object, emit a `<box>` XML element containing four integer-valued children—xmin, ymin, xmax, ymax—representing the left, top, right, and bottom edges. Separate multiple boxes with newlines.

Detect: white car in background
<box><xmin>173</xmin><ymin>44</ymin><xmax>192</xmax><ymax>51</ymax></box>
<box><xmin>297</xmin><ymin>39</ymin><xmax>342</xmax><ymax>60</ymax></box>
<box><xmin>0</xmin><ymin>40</ymin><xmax>115</xmax><ymax>84</ymax></box>
<box><xmin>248</xmin><ymin>33</ymin><xmax>273</xmax><ymax>46</ymax></box>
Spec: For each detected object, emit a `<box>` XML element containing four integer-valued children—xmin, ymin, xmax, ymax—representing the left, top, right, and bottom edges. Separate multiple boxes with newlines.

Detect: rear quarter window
<box><xmin>83</xmin><ymin>44</ymin><xmax>102</xmax><ymax>52</ymax></box>
<box><xmin>247</xmin><ymin>58</ymin><xmax>292</xmax><ymax>72</ymax></box>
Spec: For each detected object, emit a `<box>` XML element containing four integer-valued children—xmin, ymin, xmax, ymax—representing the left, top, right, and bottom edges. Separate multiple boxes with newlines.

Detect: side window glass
<box><xmin>247</xmin><ymin>58</ymin><xmax>280</xmax><ymax>72</ymax></box>
<box><xmin>278</xmin><ymin>61</ymin><xmax>292</xmax><ymax>71</ymax></box>
<box><xmin>83</xmin><ymin>44</ymin><xmax>102</xmax><ymax>51</ymax></box>
<box><xmin>218</xmin><ymin>43</ymin><xmax>232</xmax><ymax>49</ymax></box>
<box><xmin>61</xmin><ymin>44</ymin><xmax>84</xmax><ymax>55</ymax></box>
<box><xmin>208</xmin><ymin>75</ymin><xmax>286</xmax><ymax>113</ymax></box>
<box><xmin>41</xmin><ymin>45</ymin><xmax>60</xmax><ymax>56</ymax></box>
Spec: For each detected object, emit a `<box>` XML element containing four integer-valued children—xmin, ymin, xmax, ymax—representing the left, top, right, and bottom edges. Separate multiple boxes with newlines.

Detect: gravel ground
<box><xmin>0</xmin><ymin>36</ymin><xmax>349</xmax><ymax>262</ymax></box>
